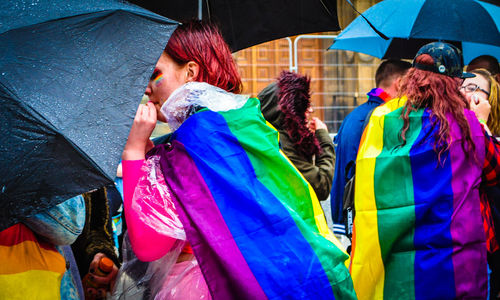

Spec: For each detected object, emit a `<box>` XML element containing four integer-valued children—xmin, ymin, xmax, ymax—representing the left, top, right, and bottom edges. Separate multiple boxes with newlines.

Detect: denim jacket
<box><xmin>23</xmin><ymin>195</ymin><xmax>86</xmax><ymax>299</ymax></box>
<box><xmin>24</xmin><ymin>195</ymin><xmax>86</xmax><ymax>245</ymax></box>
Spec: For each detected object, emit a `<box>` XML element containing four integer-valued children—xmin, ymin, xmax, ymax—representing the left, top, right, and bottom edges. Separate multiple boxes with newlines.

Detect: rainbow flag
<box><xmin>350</xmin><ymin>97</ymin><xmax>487</xmax><ymax>299</ymax></box>
<box><xmin>149</xmin><ymin>97</ymin><xmax>356</xmax><ymax>299</ymax></box>
<box><xmin>0</xmin><ymin>223</ymin><xmax>66</xmax><ymax>299</ymax></box>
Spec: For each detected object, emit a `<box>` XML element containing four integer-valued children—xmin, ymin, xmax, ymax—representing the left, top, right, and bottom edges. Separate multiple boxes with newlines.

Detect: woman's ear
<box><xmin>186</xmin><ymin>61</ymin><xmax>199</xmax><ymax>82</ymax></box>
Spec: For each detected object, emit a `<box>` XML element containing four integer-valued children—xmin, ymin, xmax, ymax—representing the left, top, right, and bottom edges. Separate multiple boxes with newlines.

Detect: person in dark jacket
<box><xmin>258</xmin><ymin>71</ymin><xmax>335</xmax><ymax>201</ymax></box>
<box><xmin>329</xmin><ymin>59</ymin><xmax>411</xmax><ymax>236</ymax></box>
<box><xmin>72</xmin><ymin>186</ymin><xmax>120</xmax><ymax>299</ymax></box>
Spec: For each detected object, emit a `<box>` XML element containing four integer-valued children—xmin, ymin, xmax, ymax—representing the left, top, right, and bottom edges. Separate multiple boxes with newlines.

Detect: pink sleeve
<box><xmin>122</xmin><ymin>159</ymin><xmax>176</xmax><ymax>262</ymax></box>
<box><xmin>122</xmin><ymin>160</ymin><xmax>145</xmax><ymax>207</ymax></box>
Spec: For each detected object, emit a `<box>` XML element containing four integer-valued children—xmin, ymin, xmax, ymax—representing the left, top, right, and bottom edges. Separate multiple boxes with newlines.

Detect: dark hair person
<box><xmin>467</xmin><ymin>55</ymin><xmax>500</xmax><ymax>83</ymax></box>
<box><xmin>349</xmin><ymin>42</ymin><xmax>500</xmax><ymax>299</ymax></box>
<box><xmin>375</xmin><ymin>59</ymin><xmax>412</xmax><ymax>88</ymax></box>
<box><xmin>330</xmin><ymin>59</ymin><xmax>411</xmax><ymax>238</ymax></box>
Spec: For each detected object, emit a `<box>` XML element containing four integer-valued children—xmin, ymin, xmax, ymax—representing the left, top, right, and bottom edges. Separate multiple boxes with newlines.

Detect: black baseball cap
<box><xmin>413</xmin><ymin>42</ymin><xmax>475</xmax><ymax>79</ymax></box>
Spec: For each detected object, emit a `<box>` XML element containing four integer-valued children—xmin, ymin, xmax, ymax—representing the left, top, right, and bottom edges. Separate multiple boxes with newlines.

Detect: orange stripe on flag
<box><xmin>0</xmin><ymin>241</ymin><xmax>66</xmax><ymax>275</ymax></box>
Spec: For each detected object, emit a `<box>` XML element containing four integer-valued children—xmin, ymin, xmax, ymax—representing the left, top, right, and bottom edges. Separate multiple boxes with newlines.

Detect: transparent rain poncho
<box><xmin>113</xmin><ymin>156</ymin><xmax>211</xmax><ymax>300</ymax></box>
<box><xmin>160</xmin><ymin>82</ymin><xmax>248</xmax><ymax>131</ymax></box>
<box><xmin>113</xmin><ymin>83</ymin><xmax>249</xmax><ymax>299</ymax></box>
<box><xmin>131</xmin><ymin>155</ymin><xmax>185</xmax><ymax>241</ymax></box>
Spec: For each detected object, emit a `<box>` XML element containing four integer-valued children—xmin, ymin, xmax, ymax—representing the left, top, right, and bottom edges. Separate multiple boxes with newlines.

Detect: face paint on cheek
<box><xmin>153</xmin><ymin>73</ymin><xmax>164</xmax><ymax>87</ymax></box>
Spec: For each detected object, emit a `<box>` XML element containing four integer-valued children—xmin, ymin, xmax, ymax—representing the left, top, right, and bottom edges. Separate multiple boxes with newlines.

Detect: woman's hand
<box><xmin>122</xmin><ymin>102</ymin><xmax>157</xmax><ymax>160</ymax></box>
<box><xmin>470</xmin><ymin>94</ymin><xmax>491</xmax><ymax>123</ymax></box>
<box><xmin>83</xmin><ymin>253</ymin><xmax>119</xmax><ymax>300</ymax></box>
<box><xmin>308</xmin><ymin>117</ymin><xmax>328</xmax><ymax>133</ymax></box>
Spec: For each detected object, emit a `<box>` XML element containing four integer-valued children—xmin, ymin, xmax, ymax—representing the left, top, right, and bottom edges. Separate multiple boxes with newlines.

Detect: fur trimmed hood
<box><xmin>258</xmin><ymin>81</ymin><xmax>283</xmax><ymax>130</ymax></box>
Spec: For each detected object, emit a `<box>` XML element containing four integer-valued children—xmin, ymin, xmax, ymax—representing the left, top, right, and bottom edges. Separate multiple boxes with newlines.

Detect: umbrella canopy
<box><xmin>0</xmin><ymin>0</ymin><xmax>177</xmax><ymax>230</ymax></box>
<box><xmin>129</xmin><ymin>0</ymin><xmax>340</xmax><ymax>52</ymax></box>
<box><xmin>329</xmin><ymin>0</ymin><xmax>500</xmax><ymax>64</ymax></box>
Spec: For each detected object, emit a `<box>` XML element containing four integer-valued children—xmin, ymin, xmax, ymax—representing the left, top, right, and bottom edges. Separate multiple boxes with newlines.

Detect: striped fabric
<box><xmin>350</xmin><ymin>97</ymin><xmax>487</xmax><ymax>299</ymax></box>
<box><xmin>480</xmin><ymin>192</ymin><xmax>499</xmax><ymax>253</ymax></box>
<box><xmin>0</xmin><ymin>223</ymin><xmax>66</xmax><ymax>299</ymax></box>
<box><xmin>151</xmin><ymin>97</ymin><xmax>356</xmax><ymax>299</ymax></box>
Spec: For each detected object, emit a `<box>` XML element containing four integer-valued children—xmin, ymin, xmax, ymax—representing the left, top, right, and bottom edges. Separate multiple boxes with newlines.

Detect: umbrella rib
<box><xmin>475</xmin><ymin>0</ymin><xmax>500</xmax><ymax>43</ymax></box>
<box><xmin>344</xmin><ymin>0</ymin><xmax>389</xmax><ymax>40</ymax></box>
<box><xmin>1</xmin><ymin>9</ymin><xmax>177</xmax><ymax>37</ymax></box>
<box><xmin>205</xmin><ymin>0</ymin><xmax>212</xmax><ymax>21</ymax></box>
<box><xmin>319</xmin><ymin>0</ymin><xmax>335</xmax><ymax>17</ymax></box>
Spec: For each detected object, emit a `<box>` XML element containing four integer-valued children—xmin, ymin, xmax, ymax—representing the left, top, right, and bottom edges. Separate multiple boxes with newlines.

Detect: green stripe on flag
<box><xmin>374</xmin><ymin>108</ymin><xmax>424</xmax><ymax>299</ymax></box>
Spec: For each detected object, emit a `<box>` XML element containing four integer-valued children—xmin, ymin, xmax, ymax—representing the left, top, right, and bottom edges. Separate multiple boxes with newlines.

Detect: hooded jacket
<box><xmin>258</xmin><ymin>75</ymin><xmax>335</xmax><ymax>201</ymax></box>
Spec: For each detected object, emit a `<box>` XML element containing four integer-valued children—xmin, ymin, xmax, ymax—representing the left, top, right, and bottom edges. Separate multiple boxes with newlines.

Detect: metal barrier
<box><xmin>292</xmin><ymin>35</ymin><xmax>380</xmax><ymax>133</ymax></box>
<box><xmin>234</xmin><ymin>35</ymin><xmax>381</xmax><ymax>133</ymax></box>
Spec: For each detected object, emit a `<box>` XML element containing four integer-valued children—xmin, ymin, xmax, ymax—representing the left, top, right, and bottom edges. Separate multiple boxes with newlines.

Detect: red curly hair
<box><xmin>278</xmin><ymin>71</ymin><xmax>321</xmax><ymax>157</ymax></box>
<box><xmin>165</xmin><ymin>21</ymin><xmax>242</xmax><ymax>94</ymax></box>
<box><xmin>399</xmin><ymin>54</ymin><xmax>474</xmax><ymax>163</ymax></box>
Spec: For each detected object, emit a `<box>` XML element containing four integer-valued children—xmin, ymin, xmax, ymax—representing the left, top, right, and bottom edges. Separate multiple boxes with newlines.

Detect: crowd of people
<box><xmin>1</xmin><ymin>20</ymin><xmax>500</xmax><ymax>300</ymax></box>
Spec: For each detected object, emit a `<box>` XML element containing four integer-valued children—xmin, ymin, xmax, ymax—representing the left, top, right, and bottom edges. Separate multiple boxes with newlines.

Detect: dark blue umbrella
<box><xmin>329</xmin><ymin>0</ymin><xmax>500</xmax><ymax>63</ymax></box>
<box><xmin>0</xmin><ymin>0</ymin><xmax>177</xmax><ymax>230</ymax></box>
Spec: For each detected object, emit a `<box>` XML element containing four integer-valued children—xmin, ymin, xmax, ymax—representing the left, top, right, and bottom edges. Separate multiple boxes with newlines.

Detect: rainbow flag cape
<box><xmin>150</xmin><ymin>97</ymin><xmax>356</xmax><ymax>299</ymax></box>
<box><xmin>350</xmin><ymin>97</ymin><xmax>487</xmax><ymax>299</ymax></box>
<box><xmin>0</xmin><ymin>223</ymin><xmax>66</xmax><ymax>299</ymax></box>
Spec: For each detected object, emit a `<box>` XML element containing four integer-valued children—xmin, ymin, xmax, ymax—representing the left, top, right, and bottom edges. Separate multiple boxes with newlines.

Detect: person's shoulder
<box><xmin>278</xmin><ymin>130</ymin><xmax>293</xmax><ymax>149</ymax></box>
<box><xmin>335</xmin><ymin>101</ymin><xmax>377</xmax><ymax>142</ymax></box>
<box><xmin>342</xmin><ymin>101</ymin><xmax>374</xmax><ymax>123</ymax></box>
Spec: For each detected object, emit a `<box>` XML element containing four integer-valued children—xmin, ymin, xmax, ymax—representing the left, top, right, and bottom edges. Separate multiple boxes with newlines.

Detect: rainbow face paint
<box><xmin>151</xmin><ymin>68</ymin><xmax>164</xmax><ymax>86</ymax></box>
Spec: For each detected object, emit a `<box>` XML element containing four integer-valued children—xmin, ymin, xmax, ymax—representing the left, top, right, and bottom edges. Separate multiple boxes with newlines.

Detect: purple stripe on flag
<box><xmin>155</xmin><ymin>142</ymin><xmax>267</xmax><ymax>300</ymax></box>
<box><xmin>448</xmin><ymin>112</ymin><xmax>487</xmax><ymax>299</ymax></box>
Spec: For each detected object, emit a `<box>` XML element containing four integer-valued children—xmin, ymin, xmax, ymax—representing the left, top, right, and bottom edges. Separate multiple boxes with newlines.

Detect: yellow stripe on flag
<box><xmin>351</xmin><ymin>98</ymin><xmax>407</xmax><ymax>299</ymax></box>
<box><xmin>0</xmin><ymin>270</ymin><xmax>63</xmax><ymax>300</ymax></box>
<box><xmin>277</xmin><ymin>146</ymin><xmax>347</xmax><ymax>254</ymax></box>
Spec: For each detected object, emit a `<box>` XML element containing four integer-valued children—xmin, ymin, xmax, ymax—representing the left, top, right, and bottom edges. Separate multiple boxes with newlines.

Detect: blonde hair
<box><xmin>471</xmin><ymin>69</ymin><xmax>500</xmax><ymax>136</ymax></box>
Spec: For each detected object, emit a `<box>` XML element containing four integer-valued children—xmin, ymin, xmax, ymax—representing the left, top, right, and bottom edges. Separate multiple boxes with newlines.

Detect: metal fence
<box><xmin>234</xmin><ymin>35</ymin><xmax>381</xmax><ymax>133</ymax></box>
<box><xmin>294</xmin><ymin>35</ymin><xmax>381</xmax><ymax>133</ymax></box>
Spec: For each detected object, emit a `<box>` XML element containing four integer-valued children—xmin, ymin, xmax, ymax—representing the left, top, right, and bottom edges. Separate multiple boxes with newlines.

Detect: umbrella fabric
<box><xmin>150</xmin><ymin>97</ymin><xmax>356</xmax><ymax>299</ymax></box>
<box><xmin>0</xmin><ymin>0</ymin><xmax>177</xmax><ymax>230</ymax></box>
<box><xmin>129</xmin><ymin>0</ymin><xmax>340</xmax><ymax>52</ymax></box>
<box><xmin>329</xmin><ymin>0</ymin><xmax>500</xmax><ymax>64</ymax></box>
<box><xmin>351</xmin><ymin>98</ymin><xmax>487</xmax><ymax>299</ymax></box>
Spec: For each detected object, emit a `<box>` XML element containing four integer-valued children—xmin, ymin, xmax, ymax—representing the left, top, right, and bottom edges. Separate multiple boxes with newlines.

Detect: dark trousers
<box><xmin>489</xmin><ymin>250</ymin><xmax>500</xmax><ymax>299</ymax></box>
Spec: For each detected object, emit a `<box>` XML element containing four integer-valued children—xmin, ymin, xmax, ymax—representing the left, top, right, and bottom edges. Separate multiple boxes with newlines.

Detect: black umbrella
<box><xmin>130</xmin><ymin>0</ymin><xmax>341</xmax><ymax>52</ymax></box>
<box><xmin>0</xmin><ymin>0</ymin><xmax>177</xmax><ymax>230</ymax></box>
